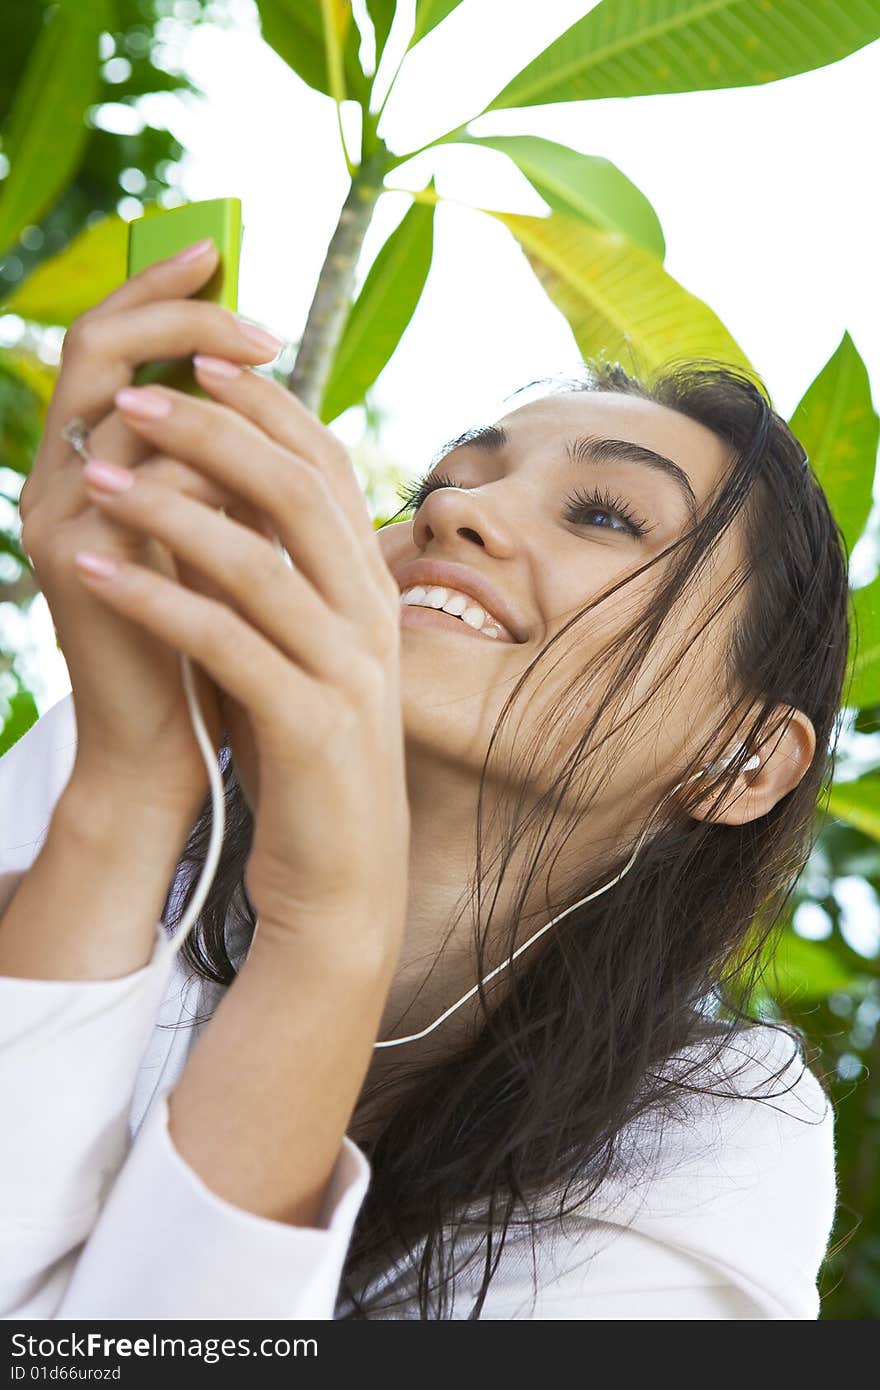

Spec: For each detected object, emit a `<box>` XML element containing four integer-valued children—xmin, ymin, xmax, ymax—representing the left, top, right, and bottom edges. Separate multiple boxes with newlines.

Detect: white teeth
<box><xmin>441</xmin><ymin>593</ymin><xmax>468</xmax><ymax>617</ymax></box>
<box><xmin>399</xmin><ymin>582</ymin><xmax>511</xmax><ymax>640</ymax></box>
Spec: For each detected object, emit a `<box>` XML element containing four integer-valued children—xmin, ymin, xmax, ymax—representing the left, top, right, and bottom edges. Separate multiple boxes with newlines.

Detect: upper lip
<box><xmin>392</xmin><ymin>559</ymin><xmax>527</xmax><ymax>643</ymax></box>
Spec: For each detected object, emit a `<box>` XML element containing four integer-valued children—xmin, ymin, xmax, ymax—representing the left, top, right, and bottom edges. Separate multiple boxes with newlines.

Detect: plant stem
<box><xmin>384</xmin><ymin>122</ymin><xmax>470</xmax><ymax>172</ymax></box>
<box><xmin>335</xmin><ymin>101</ymin><xmax>357</xmax><ymax>177</ymax></box>
<box><xmin>287</xmin><ymin>149</ymin><xmax>388</xmax><ymax>415</ymax></box>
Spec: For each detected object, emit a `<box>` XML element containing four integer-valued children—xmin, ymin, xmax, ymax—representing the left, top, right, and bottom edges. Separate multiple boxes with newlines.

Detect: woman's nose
<box><xmin>412</xmin><ymin>485</ymin><xmax>517</xmax><ymax>558</ymax></box>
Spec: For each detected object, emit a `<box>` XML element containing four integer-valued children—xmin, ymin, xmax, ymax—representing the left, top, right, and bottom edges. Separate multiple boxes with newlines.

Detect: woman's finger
<box><xmin>70</xmin><ymin>544</ymin><xmax>328</xmax><ymax>750</ymax></box>
<box><xmin>109</xmin><ymin>384</ymin><xmax>392</xmax><ymax>625</ymax></box>
<box><xmin>48</xmin><ymin>299</ymin><xmax>281</xmax><ymax>453</ymax></box>
<box><xmin>81</xmin><ymin>464</ymin><xmax>355</xmax><ymax>682</ymax></box>
<box><xmin>191</xmin><ymin>356</ymin><xmax>396</xmax><ymax>602</ymax></box>
<box><xmin>69</xmin><ymin>237</ymin><xmax>220</xmax><ymax>322</ymax></box>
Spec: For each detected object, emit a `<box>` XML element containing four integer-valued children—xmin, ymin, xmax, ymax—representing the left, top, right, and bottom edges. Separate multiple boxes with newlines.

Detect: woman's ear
<box><xmin>689</xmin><ymin>705</ymin><xmax>817</xmax><ymax>826</ymax></box>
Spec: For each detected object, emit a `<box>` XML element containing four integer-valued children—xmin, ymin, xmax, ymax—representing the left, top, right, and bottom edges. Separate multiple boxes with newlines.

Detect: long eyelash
<box><xmin>394</xmin><ymin>470</ymin><xmax>456</xmax><ymax>515</ymax></box>
<box><xmin>393</xmin><ymin>472</ymin><xmax>652</xmax><ymax>539</ymax></box>
<box><xmin>565</xmin><ymin>484</ymin><xmax>651</xmax><ymax>538</ymax></box>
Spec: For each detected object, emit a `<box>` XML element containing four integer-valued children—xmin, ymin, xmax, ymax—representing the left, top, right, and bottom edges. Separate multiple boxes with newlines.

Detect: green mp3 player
<box><xmin>126</xmin><ymin>196</ymin><xmax>243</xmax><ymax>398</ymax></box>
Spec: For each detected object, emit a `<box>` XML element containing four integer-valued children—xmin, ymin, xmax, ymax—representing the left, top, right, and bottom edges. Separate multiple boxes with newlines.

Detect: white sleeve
<box><xmin>475</xmin><ymin>1026</ymin><xmax>837</xmax><ymax>1320</ymax></box>
<box><xmin>55</xmin><ymin>1092</ymin><xmax>371</xmax><ymax>1320</ymax></box>
<box><xmin>0</xmin><ymin>695</ymin><xmax>372</xmax><ymax>1320</ymax></box>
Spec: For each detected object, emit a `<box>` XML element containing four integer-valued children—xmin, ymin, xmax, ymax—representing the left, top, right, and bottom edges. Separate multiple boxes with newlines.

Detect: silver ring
<box><xmin>61</xmin><ymin>417</ymin><xmax>93</xmax><ymax>463</ymax></box>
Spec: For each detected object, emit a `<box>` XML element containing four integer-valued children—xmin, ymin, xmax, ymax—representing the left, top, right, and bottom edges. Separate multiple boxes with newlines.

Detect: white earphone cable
<box><xmin>373</xmin><ymin>744</ymin><xmax>759</xmax><ymax>1047</ymax></box>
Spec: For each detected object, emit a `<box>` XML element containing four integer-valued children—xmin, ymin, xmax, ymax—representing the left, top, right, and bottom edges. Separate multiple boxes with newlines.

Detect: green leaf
<box><xmin>489</xmin><ymin>209</ymin><xmax>752</xmax><ymax>378</ymax></box>
<box><xmin>0</xmin><ymin>684</ymin><xmax>39</xmax><ymax>760</ymax></box>
<box><xmin>485</xmin><ymin>0</ymin><xmax>880</xmax><ymax>110</ymax></box>
<box><xmin>769</xmin><ymin>927</ymin><xmax>864</xmax><ymax>1001</ymax></box>
<box><xmin>826</xmin><ymin>773</ymin><xmax>880</xmax><ymax>844</ymax></box>
<box><xmin>319</xmin><ymin>188</ymin><xmax>435</xmax><ymax>423</ymax></box>
<box><xmin>0</xmin><ymin>348</ymin><xmax>56</xmax><ymax>482</ymax></box>
<box><xmin>409</xmin><ymin>0</ymin><xmax>461</xmax><ymax>48</ymax></box>
<box><xmin>4</xmin><ymin>213</ymin><xmax>129</xmax><ymax>327</ymax></box>
<box><xmin>254</xmin><ymin>0</ymin><xmax>369</xmax><ymax>105</ymax></box>
<box><xmin>456</xmin><ymin>134</ymin><xmax>665</xmax><ymax>260</ymax></box>
<box><xmin>366</xmin><ymin>0</ymin><xmax>396</xmax><ymax>69</ymax></box>
<box><xmin>847</xmin><ymin>574</ymin><xmax>880</xmax><ymax>710</ymax></box>
<box><xmin>789</xmin><ymin>332</ymin><xmax>878</xmax><ymax>559</ymax></box>
<box><xmin>0</xmin><ymin>347</ymin><xmax>56</xmax><ymax>409</ymax></box>
<box><xmin>0</xmin><ymin>0</ymin><xmax>111</xmax><ymax>260</ymax></box>
<box><xmin>0</xmin><ymin>531</ymin><xmax>29</xmax><ymax>570</ymax></box>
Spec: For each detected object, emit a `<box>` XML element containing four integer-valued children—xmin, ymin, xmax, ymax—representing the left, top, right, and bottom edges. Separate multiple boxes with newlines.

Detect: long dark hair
<box><xmin>160</xmin><ymin>354</ymin><xmax>853</xmax><ymax>1318</ymax></box>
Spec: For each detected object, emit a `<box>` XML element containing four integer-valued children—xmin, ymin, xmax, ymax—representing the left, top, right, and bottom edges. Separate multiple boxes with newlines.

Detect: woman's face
<box><xmin>228</xmin><ymin>391</ymin><xmax>746</xmax><ymax>836</ymax></box>
<box><xmin>377</xmin><ymin>391</ymin><xmax>747</xmax><ymax>817</ymax></box>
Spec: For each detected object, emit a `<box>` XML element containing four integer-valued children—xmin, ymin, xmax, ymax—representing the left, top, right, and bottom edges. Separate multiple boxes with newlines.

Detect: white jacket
<box><xmin>0</xmin><ymin>694</ymin><xmax>838</xmax><ymax>1319</ymax></box>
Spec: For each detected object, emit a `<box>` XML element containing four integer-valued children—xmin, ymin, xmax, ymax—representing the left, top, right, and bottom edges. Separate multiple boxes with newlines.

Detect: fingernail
<box><xmin>75</xmin><ymin>551</ymin><xmax>118</xmax><ymax>580</ymax></box>
<box><xmin>170</xmin><ymin>238</ymin><xmax>215</xmax><ymax>265</ymax></box>
<box><xmin>239</xmin><ymin>321</ymin><xmax>285</xmax><ymax>355</ymax></box>
<box><xmin>115</xmin><ymin>387</ymin><xmax>171</xmax><ymax>418</ymax></box>
<box><xmin>83</xmin><ymin>459</ymin><xmax>134</xmax><ymax>493</ymax></box>
<box><xmin>193</xmin><ymin>354</ymin><xmax>242</xmax><ymax>379</ymax></box>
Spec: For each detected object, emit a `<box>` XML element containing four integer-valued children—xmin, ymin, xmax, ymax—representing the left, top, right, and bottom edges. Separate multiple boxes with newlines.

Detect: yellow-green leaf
<box><xmin>0</xmin><ymin>0</ymin><xmax>111</xmax><ymax>261</ymax></box>
<box><xmin>486</xmin><ymin>0</ymin><xmax>880</xmax><ymax>110</ymax></box>
<box><xmin>366</xmin><ymin>0</ymin><xmax>396</xmax><ymax>69</ymax></box>
<box><xmin>5</xmin><ymin>213</ymin><xmax>129</xmax><ymax>327</ymax></box>
<box><xmin>788</xmin><ymin>332</ymin><xmax>878</xmax><ymax>559</ymax></box>
<box><xmin>826</xmin><ymin>773</ymin><xmax>880</xmax><ymax>844</ymax></box>
<box><xmin>409</xmin><ymin>0</ymin><xmax>461</xmax><ymax>48</ymax></box>
<box><xmin>456</xmin><ymin>134</ymin><xmax>665</xmax><ymax>259</ymax></box>
<box><xmin>0</xmin><ymin>346</ymin><xmax>57</xmax><ymax>408</ymax></box>
<box><xmin>255</xmin><ymin>0</ymin><xmax>369</xmax><ymax>104</ymax></box>
<box><xmin>320</xmin><ymin>190</ymin><xmax>435</xmax><ymax>423</ymax></box>
<box><xmin>489</xmin><ymin>209</ymin><xmax>752</xmax><ymax>378</ymax></box>
<box><xmin>0</xmin><ymin>347</ymin><xmax>54</xmax><ymax>481</ymax></box>
<box><xmin>846</xmin><ymin>574</ymin><xmax>880</xmax><ymax>710</ymax></box>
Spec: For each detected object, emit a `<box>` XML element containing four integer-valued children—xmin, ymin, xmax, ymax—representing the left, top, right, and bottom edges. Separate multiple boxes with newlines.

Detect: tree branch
<box><xmin>287</xmin><ymin>149</ymin><xmax>388</xmax><ymax>415</ymax></box>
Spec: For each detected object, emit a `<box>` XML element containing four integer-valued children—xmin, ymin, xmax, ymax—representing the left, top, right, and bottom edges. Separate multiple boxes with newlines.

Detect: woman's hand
<box><xmin>18</xmin><ymin>240</ymin><xmax>284</xmax><ymax>819</ymax></box>
<box><xmin>74</xmin><ymin>358</ymin><xmax>410</xmax><ymax>966</ymax></box>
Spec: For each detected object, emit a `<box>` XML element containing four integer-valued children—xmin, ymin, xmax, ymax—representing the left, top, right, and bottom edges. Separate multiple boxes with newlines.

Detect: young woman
<box><xmin>0</xmin><ymin>240</ymin><xmax>847</xmax><ymax>1319</ymax></box>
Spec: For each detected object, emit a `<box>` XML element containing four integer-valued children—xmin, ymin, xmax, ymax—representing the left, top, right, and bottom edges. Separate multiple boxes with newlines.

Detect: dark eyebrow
<box><xmin>431</xmin><ymin>425</ymin><xmax>699</xmax><ymax>527</ymax></box>
<box><xmin>566</xmin><ymin>434</ymin><xmax>699</xmax><ymax>527</ymax></box>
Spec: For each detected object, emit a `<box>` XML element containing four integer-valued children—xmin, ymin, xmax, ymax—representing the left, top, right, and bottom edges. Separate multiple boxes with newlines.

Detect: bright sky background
<box><xmin>11</xmin><ymin>0</ymin><xmax>880</xmax><ymax>720</ymax></box>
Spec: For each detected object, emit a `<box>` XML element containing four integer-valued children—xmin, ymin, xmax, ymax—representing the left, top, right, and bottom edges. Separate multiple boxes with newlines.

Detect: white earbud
<box><xmin>703</xmin><ymin>740</ymin><xmax>761</xmax><ymax>777</ymax></box>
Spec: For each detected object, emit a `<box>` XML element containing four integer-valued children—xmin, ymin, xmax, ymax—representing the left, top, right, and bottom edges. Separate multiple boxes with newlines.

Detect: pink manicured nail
<box><xmin>115</xmin><ymin>387</ymin><xmax>171</xmax><ymax>418</ymax></box>
<box><xmin>193</xmin><ymin>354</ymin><xmax>242</xmax><ymax>379</ymax></box>
<box><xmin>238</xmin><ymin>322</ymin><xmax>285</xmax><ymax>355</ymax></box>
<box><xmin>82</xmin><ymin>459</ymin><xmax>134</xmax><ymax>493</ymax></box>
<box><xmin>170</xmin><ymin>238</ymin><xmax>215</xmax><ymax>265</ymax></box>
<box><xmin>75</xmin><ymin>551</ymin><xmax>117</xmax><ymax>580</ymax></box>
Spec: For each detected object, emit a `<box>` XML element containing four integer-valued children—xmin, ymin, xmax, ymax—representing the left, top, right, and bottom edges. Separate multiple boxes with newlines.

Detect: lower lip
<box><xmin>399</xmin><ymin>603</ymin><xmax>509</xmax><ymax>642</ymax></box>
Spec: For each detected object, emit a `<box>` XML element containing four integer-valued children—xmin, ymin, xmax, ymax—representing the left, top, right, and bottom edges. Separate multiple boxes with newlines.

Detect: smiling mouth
<box><xmin>399</xmin><ymin>604</ymin><xmax>512</xmax><ymax>643</ymax></box>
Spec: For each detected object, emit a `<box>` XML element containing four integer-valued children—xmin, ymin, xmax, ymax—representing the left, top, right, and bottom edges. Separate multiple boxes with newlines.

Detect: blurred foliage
<box><xmin>1</xmin><ymin>0</ymin><xmax>879</xmax><ymax>1318</ymax></box>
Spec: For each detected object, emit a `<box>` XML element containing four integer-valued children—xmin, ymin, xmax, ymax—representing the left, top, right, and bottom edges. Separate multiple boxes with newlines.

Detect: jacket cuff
<box><xmin>56</xmin><ymin>1088</ymin><xmax>372</xmax><ymax>1320</ymax></box>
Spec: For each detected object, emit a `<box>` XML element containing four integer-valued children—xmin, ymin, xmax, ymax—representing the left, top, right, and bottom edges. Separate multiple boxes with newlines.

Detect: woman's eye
<box><xmin>393</xmin><ymin>473</ymin><xmax>652</xmax><ymax>541</ymax></box>
<box><xmin>565</xmin><ymin>485</ymin><xmax>651</xmax><ymax>539</ymax></box>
